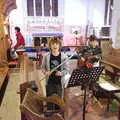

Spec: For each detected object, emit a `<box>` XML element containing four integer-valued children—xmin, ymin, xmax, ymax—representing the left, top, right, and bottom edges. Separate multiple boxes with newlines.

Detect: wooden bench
<box><xmin>101</xmin><ymin>48</ymin><xmax>120</xmax><ymax>82</ymax></box>
<box><xmin>100</xmin><ymin>40</ymin><xmax>120</xmax><ymax>82</ymax></box>
<box><xmin>0</xmin><ymin>67</ymin><xmax>9</xmax><ymax>105</ymax></box>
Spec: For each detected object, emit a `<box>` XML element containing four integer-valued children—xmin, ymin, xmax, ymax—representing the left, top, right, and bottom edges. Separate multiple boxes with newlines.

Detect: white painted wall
<box><xmin>64</xmin><ymin>0</ymin><xmax>88</xmax><ymax>26</ymax></box>
<box><xmin>9</xmin><ymin>0</ymin><xmax>105</xmax><ymax>46</ymax></box>
<box><xmin>9</xmin><ymin>0</ymin><xmax>25</xmax><ymax>46</ymax></box>
<box><xmin>111</xmin><ymin>0</ymin><xmax>120</xmax><ymax>48</ymax></box>
<box><xmin>64</xmin><ymin>0</ymin><xmax>105</xmax><ymax>33</ymax></box>
<box><xmin>88</xmin><ymin>0</ymin><xmax>105</xmax><ymax>27</ymax></box>
<box><xmin>64</xmin><ymin>0</ymin><xmax>105</xmax><ymax>26</ymax></box>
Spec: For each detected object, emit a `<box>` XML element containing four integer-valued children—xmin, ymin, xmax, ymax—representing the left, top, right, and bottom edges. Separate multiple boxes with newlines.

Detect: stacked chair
<box><xmin>20</xmin><ymin>88</ymin><xmax>65</xmax><ymax>120</ymax></box>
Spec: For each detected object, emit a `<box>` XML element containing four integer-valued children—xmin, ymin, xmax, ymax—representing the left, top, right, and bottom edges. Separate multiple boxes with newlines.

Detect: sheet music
<box><xmin>99</xmin><ymin>82</ymin><xmax>119</xmax><ymax>91</ymax></box>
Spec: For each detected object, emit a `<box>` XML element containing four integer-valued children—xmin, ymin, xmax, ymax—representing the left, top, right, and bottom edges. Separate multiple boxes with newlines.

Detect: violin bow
<box><xmin>39</xmin><ymin>48</ymin><xmax>77</xmax><ymax>82</ymax></box>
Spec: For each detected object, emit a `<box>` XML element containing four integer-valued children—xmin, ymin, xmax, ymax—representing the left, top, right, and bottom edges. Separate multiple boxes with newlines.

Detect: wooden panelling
<box><xmin>0</xmin><ymin>67</ymin><xmax>8</xmax><ymax>105</ymax></box>
<box><xmin>0</xmin><ymin>0</ymin><xmax>7</xmax><ymax>61</ymax></box>
<box><xmin>0</xmin><ymin>0</ymin><xmax>16</xmax><ymax>61</ymax></box>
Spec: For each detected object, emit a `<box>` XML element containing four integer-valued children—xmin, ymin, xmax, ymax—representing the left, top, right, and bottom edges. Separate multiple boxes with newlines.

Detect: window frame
<box><xmin>27</xmin><ymin>0</ymin><xmax>58</xmax><ymax>17</ymax></box>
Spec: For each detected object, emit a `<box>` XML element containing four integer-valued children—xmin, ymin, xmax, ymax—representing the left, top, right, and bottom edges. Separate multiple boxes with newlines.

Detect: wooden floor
<box><xmin>0</xmin><ymin>56</ymin><xmax>46</xmax><ymax>120</ymax></box>
<box><xmin>0</xmin><ymin>69</ymin><xmax>21</xmax><ymax>120</ymax></box>
<box><xmin>0</xmin><ymin>59</ymin><xmax>119</xmax><ymax>120</ymax></box>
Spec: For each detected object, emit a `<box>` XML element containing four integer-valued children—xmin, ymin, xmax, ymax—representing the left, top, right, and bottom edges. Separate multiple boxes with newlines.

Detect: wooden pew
<box><xmin>100</xmin><ymin>40</ymin><xmax>120</xmax><ymax>81</ymax></box>
<box><xmin>100</xmin><ymin>47</ymin><xmax>120</xmax><ymax>82</ymax></box>
<box><xmin>0</xmin><ymin>67</ymin><xmax>9</xmax><ymax>105</ymax></box>
<box><xmin>101</xmin><ymin>55</ymin><xmax>120</xmax><ymax>82</ymax></box>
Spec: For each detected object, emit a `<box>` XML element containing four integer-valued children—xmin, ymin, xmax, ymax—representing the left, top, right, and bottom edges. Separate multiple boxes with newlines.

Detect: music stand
<box><xmin>67</xmin><ymin>67</ymin><xmax>104</xmax><ymax>120</ymax></box>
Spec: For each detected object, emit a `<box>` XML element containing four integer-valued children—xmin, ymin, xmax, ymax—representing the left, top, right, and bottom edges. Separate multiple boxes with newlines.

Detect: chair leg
<box><xmin>118</xmin><ymin>105</ymin><xmax>120</xmax><ymax>120</ymax></box>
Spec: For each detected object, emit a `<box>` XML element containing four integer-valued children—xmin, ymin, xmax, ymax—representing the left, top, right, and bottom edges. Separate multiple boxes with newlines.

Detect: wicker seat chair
<box><xmin>20</xmin><ymin>88</ymin><xmax>65</xmax><ymax>120</ymax></box>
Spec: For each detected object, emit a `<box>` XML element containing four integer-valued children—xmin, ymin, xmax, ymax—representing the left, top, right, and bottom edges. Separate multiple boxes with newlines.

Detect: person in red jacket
<box><xmin>14</xmin><ymin>27</ymin><xmax>25</xmax><ymax>49</ymax></box>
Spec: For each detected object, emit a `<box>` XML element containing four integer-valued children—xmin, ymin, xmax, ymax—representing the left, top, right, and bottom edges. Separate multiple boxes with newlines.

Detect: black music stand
<box><xmin>67</xmin><ymin>67</ymin><xmax>103</xmax><ymax>120</ymax></box>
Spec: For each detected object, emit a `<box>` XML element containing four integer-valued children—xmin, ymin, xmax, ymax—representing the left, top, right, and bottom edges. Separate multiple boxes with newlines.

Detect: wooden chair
<box><xmin>19</xmin><ymin>81</ymin><xmax>38</xmax><ymax>103</ymax></box>
<box><xmin>20</xmin><ymin>88</ymin><xmax>65</xmax><ymax>120</ymax></box>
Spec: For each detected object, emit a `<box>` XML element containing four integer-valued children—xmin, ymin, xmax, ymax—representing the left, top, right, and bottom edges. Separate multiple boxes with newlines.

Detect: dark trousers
<box><xmin>46</xmin><ymin>84</ymin><xmax>62</xmax><ymax>110</ymax></box>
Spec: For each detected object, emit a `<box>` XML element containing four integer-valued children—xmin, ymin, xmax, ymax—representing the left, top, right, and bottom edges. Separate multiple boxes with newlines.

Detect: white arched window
<box><xmin>27</xmin><ymin>0</ymin><xmax>58</xmax><ymax>16</ymax></box>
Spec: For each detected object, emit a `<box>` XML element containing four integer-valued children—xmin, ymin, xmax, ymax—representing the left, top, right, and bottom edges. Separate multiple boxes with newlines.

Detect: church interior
<box><xmin>0</xmin><ymin>0</ymin><xmax>120</xmax><ymax>120</ymax></box>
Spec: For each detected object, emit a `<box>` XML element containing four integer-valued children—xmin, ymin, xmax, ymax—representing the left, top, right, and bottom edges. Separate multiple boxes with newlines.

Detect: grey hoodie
<box><xmin>42</xmin><ymin>52</ymin><xmax>69</xmax><ymax>87</ymax></box>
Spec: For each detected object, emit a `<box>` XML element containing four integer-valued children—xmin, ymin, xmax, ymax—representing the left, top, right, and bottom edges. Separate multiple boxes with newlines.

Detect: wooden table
<box><xmin>0</xmin><ymin>67</ymin><xmax>9</xmax><ymax>105</ymax></box>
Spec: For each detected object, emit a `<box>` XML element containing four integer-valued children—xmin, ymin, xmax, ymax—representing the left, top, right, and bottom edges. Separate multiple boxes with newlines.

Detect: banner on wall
<box><xmin>24</xmin><ymin>17</ymin><xmax>64</xmax><ymax>46</ymax></box>
<box><xmin>25</xmin><ymin>17</ymin><xmax>64</xmax><ymax>36</ymax></box>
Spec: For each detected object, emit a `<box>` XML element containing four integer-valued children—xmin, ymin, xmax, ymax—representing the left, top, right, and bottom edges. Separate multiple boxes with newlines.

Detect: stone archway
<box><xmin>0</xmin><ymin>0</ymin><xmax>16</xmax><ymax>61</ymax></box>
<box><xmin>3</xmin><ymin>0</ymin><xmax>17</xmax><ymax>16</ymax></box>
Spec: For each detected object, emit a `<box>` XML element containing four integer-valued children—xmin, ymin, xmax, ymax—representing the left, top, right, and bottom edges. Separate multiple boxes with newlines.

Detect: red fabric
<box><xmin>14</xmin><ymin>32</ymin><xmax>25</xmax><ymax>49</ymax></box>
<box><xmin>85</xmin><ymin>61</ymin><xmax>93</xmax><ymax>68</ymax></box>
